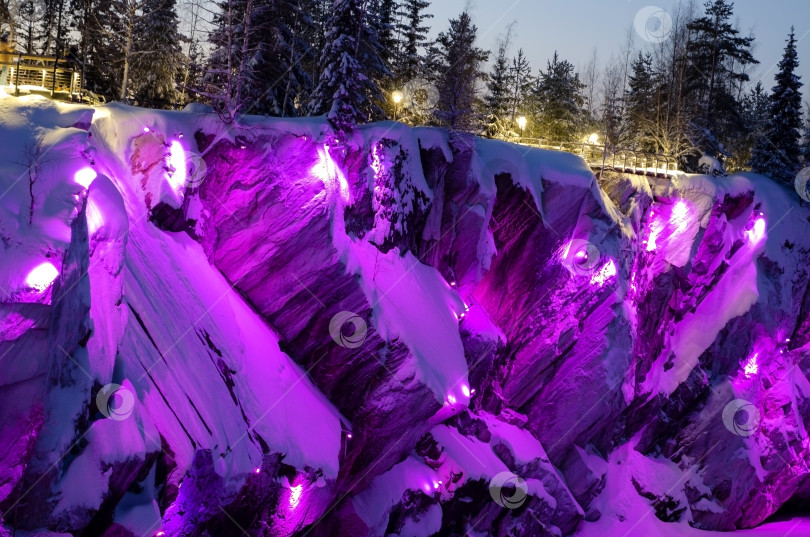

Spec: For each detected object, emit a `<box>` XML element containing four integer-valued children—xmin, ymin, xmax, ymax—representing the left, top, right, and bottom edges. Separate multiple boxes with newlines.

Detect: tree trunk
<box><xmin>119</xmin><ymin>2</ymin><xmax>135</xmax><ymax>101</ymax></box>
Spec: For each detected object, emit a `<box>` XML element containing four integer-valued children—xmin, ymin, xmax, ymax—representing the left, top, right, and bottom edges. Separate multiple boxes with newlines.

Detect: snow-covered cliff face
<box><xmin>1</xmin><ymin>97</ymin><xmax>809</xmax><ymax>537</ymax></box>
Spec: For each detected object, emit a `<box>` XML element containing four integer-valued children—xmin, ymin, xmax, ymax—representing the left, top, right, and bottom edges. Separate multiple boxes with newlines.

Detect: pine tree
<box><xmin>624</xmin><ymin>52</ymin><xmax>657</xmax><ymax>152</ymax></box>
<box><xmin>600</xmin><ymin>60</ymin><xmax>626</xmax><ymax>148</ymax></box>
<box><xmin>38</xmin><ymin>0</ymin><xmax>69</xmax><ymax>55</ymax></box>
<box><xmin>370</xmin><ymin>0</ymin><xmax>398</xmax><ymax>118</ymax></box>
<box><xmin>750</xmin><ymin>28</ymin><xmax>803</xmax><ymax>185</ymax></box>
<box><xmin>392</xmin><ymin>0</ymin><xmax>431</xmax><ymax>84</ymax></box>
<box><xmin>203</xmin><ymin>0</ymin><xmax>312</xmax><ymax>118</ymax></box>
<box><xmin>178</xmin><ymin>0</ymin><xmax>204</xmax><ymax>105</ymax></box>
<box><xmin>372</xmin><ymin>0</ymin><xmax>397</xmax><ymax>70</ymax></box>
<box><xmin>300</xmin><ymin>0</ymin><xmax>330</xmax><ymax>96</ymax></box>
<box><xmin>484</xmin><ymin>36</ymin><xmax>511</xmax><ymax>138</ymax></box>
<box><xmin>531</xmin><ymin>51</ymin><xmax>585</xmax><ymax>141</ymax></box>
<box><xmin>131</xmin><ymin>0</ymin><xmax>183</xmax><ymax>107</ymax></box>
<box><xmin>685</xmin><ymin>0</ymin><xmax>758</xmax><ymax>158</ymax></box>
<box><xmin>508</xmin><ymin>49</ymin><xmax>532</xmax><ymax>121</ymax></box>
<box><xmin>115</xmin><ymin>0</ymin><xmax>154</xmax><ymax>101</ymax></box>
<box><xmin>16</xmin><ymin>0</ymin><xmax>45</xmax><ymax>53</ymax></box>
<box><xmin>69</xmin><ymin>0</ymin><xmax>123</xmax><ymax>100</ymax></box>
<box><xmin>429</xmin><ymin>10</ymin><xmax>488</xmax><ymax>133</ymax></box>
<box><xmin>244</xmin><ymin>0</ymin><xmax>314</xmax><ymax>116</ymax></box>
<box><xmin>203</xmin><ymin>0</ymin><xmax>254</xmax><ymax>118</ymax></box>
<box><xmin>728</xmin><ymin>82</ymin><xmax>769</xmax><ymax>170</ymax></box>
<box><xmin>307</xmin><ymin>0</ymin><xmax>387</xmax><ymax>130</ymax></box>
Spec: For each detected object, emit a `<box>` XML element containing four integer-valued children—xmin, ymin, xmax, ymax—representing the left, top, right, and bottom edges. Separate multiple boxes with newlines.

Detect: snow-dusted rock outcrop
<box><xmin>1</xmin><ymin>97</ymin><xmax>810</xmax><ymax>536</ymax></box>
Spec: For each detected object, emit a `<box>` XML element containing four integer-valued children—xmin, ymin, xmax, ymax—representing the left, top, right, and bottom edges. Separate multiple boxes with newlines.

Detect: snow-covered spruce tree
<box><xmin>131</xmin><ymin>0</ymin><xmax>183</xmax><ymax>107</ymax></box>
<box><xmin>392</xmin><ymin>0</ymin><xmax>431</xmax><ymax>84</ymax></box>
<box><xmin>372</xmin><ymin>0</ymin><xmax>400</xmax><ymax>119</ymax></box>
<box><xmin>508</xmin><ymin>49</ymin><xmax>532</xmax><ymax>123</ymax></box>
<box><xmin>373</xmin><ymin>0</ymin><xmax>397</xmax><ymax>70</ymax></box>
<box><xmin>202</xmin><ymin>0</ymin><xmax>251</xmax><ymax>118</ymax></box>
<box><xmin>750</xmin><ymin>28</ymin><xmax>803</xmax><ymax>185</ymax></box>
<box><xmin>299</xmin><ymin>0</ymin><xmax>330</xmax><ymax>100</ymax></box>
<box><xmin>429</xmin><ymin>10</ymin><xmax>488</xmax><ymax>133</ymax></box>
<box><xmin>600</xmin><ymin>60</ymin><xmax>626</xmax><ymax>148</ymax></box>
<box><xmin>242</xmin><ymin>0</ymin><xmax>314</xmax><ymax>116</ymax></box>
<box><xmin>114</xmin><ymin>0</ymin><xmax>158</xmax><ymax>101</ymax></box>
<box><xmin>685</xmin><ymin>0</ymin><xmax>757</xmax><ymax>160</ymax></box>
<box><xmin>177</xmin><ymin>0</ymin><xmax>204</xmax><ymax>105</ymax></box>
<box><xmin>70</xmin><ymin>0</ymin><xmax>122</xmax><ymax>99</ymax></box>
<box><xmin>624</xmin><ymin>52</ymin><xmax>658</xmax><ymax>152</ymax></box>
<box><xmin>483</xmin><ymin>35</ymin><xmax>511</xmax><ymax>138</ymax></box>
<box><xmin>727</xmin><ymin>82</ymin><xmax>769</xmax><ymax>171</ymax></box>
<box><xmin>530</xmin><ymin>51</ymin><xmax>585</xmax><ymax>141</ymax></box>
<box><xmin>204</xmin><ymin>0</ymin><xmax>311</xmax><ymax>118</ymax></box>
<box><xmin>307</xmin><ymin>0</ymin><xmax>387</xmax><ymax>130</ymax></box>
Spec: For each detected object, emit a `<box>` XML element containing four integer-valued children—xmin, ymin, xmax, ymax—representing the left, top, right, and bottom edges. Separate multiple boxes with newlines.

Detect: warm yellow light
<box><xmin>516</xmin><ymin>116</ymin><xmax>527</xmax><ymax>131</ymax></box>
<box><xmin>588</xmin><ymin>133</ymin><xmax>599</xmax><ymax>144</ymax></box>
<box><xmin>392</xmin><ymin>90</ymin><xmax>404</xmax><ymax>104</ymax></box>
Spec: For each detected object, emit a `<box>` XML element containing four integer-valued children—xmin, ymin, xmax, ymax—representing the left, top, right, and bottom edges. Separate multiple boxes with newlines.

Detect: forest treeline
<box><xmin>1</xmin><ymin>0</ymin><xmax>808</xmax><ymax>180</ymax></box>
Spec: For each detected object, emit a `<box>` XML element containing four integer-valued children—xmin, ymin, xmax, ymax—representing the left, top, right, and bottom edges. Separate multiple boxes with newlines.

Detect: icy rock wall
<box><xmin>1</xmin><ymin>99</ymin><xmax>810</xmax><ymax>536</ymax></box>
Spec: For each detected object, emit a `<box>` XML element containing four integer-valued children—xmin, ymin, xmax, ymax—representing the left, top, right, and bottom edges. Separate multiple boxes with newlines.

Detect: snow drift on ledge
<box><xmin>0</xmin><ymin>95</ymin><xmax>809</xmax><ymax>537</ymax></box>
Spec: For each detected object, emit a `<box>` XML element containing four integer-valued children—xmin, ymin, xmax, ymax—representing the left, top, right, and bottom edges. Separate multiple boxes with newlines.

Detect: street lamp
<box><xmin>392</xmin><ymin>90</ymin><xmax>404</xmax><ymax>121</ymax></box>
<box><xmin>516</xmin><ymin>116</ymin><xmax>527</xmax><ymax>137</ymax></box>
<box><xmin>587</xmin><ymin>133</ymin><xmax>599</xmax><ymax>145</ymax></box>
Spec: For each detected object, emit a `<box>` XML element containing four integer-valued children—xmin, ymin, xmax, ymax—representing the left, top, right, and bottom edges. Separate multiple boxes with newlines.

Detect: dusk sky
<box><xmin>428</xmin><ymin>1</ymin><xmax>810</xmax><ymax>102</ymax></box>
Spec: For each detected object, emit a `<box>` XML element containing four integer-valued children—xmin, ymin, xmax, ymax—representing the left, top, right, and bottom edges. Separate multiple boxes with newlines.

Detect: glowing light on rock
<box><xmin>289</xmin><ymin>484</ymin><xmax>303</xmax><ymax>509</ymax></box>
<box><xmin>461</xmin><ymin>384</ymin><xmax>470</xmax><ymax>397</ymax></box>
<box><xmin>26</xmin><ymin>262</ymin><xmax>59</xmax><ymax>291</ymax></box>
<box><xmin>447</xmin><ymin>393</ymin><xmax>457</xmax><ymax>405</ymax></box>
<box><xmin>74</xmin><ymin>167</ymin><xmax>97</xmax><ymax>189</ymax></box>
<box><xmin>746</xmin><ymin>217</ymin><xmax>766</xmax><ymax>245</ymax></box>
<box><xmin>254</xmin><ymin>468</ymin><xmax>261</xmax><ymax>474</ymax></box>
<box><xmin>433</xmin><ymin>481</ymin><xmax>440</xmax><ymax>489</ymax></box>
<box><xmin>143</xmin><ymin>127</ymin><xmax>150</xmax><ymax>133</ymax></box>
<box><xmin>313</xmin><ymin>145</ymin><xmax>350</xmax><ymax>203</ymax></box>
<box><xmin>672</xmin><ymin>200</ymin><xmax>689</xmax><ymax>221</ymax></box>
<box><xmin>671</xmin><ymin>199</ymin><xmax>692</xmax><ymax>234</ymax></box>
<box><xmin>744</xmin><ymin>353</ymin><xmax>758</xmax><ymax>378</ymax></box>
<box><xmin>646</xmin><ymin>218</ymin><xmax>662</xmax><ymax>251</ymax></box>
<box><xmin>166</xmin><ymin>140</ymin><xmax>188</xmax><ymax>196</ymax></box>
<box><xmin>370</xmin><ymin>143</ymin><xmax>383</xmax><ymax>177</ymax></box>
<box><xmin>589</xmin><ymin>259</ymin><xmax>617</xmax><ymax>287</ymax></box>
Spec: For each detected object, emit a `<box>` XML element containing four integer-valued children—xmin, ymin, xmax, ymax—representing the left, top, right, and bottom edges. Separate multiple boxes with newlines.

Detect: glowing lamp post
<box><xmin>392</xmin><ymin>90</ymin><xmax>404</xmax><ymax>121</ymax></box>
<box><xmin>516</xmin><ymin>116</ymin><xmax>527</xmax><ymax>138</ymax></box>
<box><xmin>588</xmin><ymin>133</ymin><xmax>599</xmax><ymax>145</ymax></box>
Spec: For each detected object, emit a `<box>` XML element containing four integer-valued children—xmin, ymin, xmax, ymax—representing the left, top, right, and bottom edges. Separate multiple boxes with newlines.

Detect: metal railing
<box><xmin>514</xmin><ymin>137</ymin><xmax>680</xmax><ymax>179</ymax></box>
<box><xmin>0</xmin><ymin>53</ymin><xmax>82</xmax><ymax>98</ymax></box>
